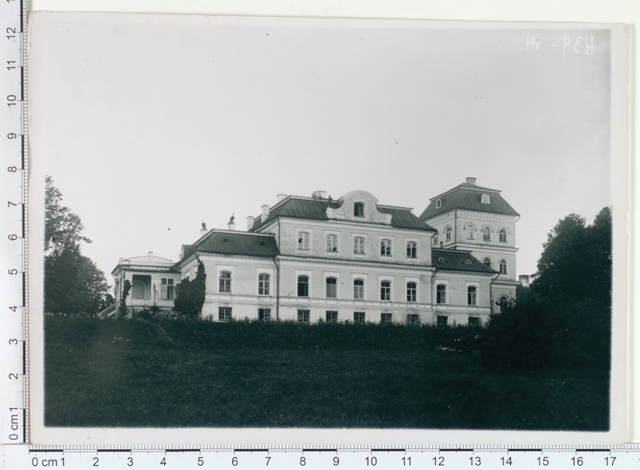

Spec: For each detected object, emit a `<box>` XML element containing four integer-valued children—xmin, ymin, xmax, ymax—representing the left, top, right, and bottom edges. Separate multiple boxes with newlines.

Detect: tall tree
<box><xmin>44</xmin><ymin>177</ymin><xmax>112</xmax><ymax>315</ymax></box>
<box><xmin>173</xmin><ymin>260</ymin><xmax>206</xmax><ymax>318</ymax></box>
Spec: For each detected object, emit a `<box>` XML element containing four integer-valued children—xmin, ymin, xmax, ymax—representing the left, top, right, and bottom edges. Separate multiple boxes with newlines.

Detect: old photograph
<box><xmin>27</xmin><ymin>13</ymin><xmax>628</xmax><ymax>444</ymax></box>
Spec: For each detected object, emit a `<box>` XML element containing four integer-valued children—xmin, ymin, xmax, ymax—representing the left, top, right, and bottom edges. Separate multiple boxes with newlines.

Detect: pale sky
<box><xmin>29</xmin><ymin>14</ymin><xmax>618</xmax><ymax>284</ymax></box>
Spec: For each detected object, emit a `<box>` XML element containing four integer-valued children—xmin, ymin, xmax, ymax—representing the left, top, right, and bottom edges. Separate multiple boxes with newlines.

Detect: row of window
<box><xmin>219</xmin><ymin>271</ymin><xmax>481</xmax><ymax>306</ymax></box>
<box><xmin>218</xmin><ymin>306</ymin><xmax>481</xmax><ymax>326</ymax></box>
<box><xmin>129</xmin><ymin>277</ymin><xmax>175</xmax><ymax>301</ymax></box>
<box><xmin>432</xmin><ymin>226</ymin><xmax>508</xmax><ymax>245</ymax></box>
<box><xmin>482</xmin><ymin>257</ymin><xmax>509</xmax><ymax>274</ymax></box>
<box><xmin>298</xmin><ymin>232</ymin><xmax>419</xmax><ymax>258</ymax></box>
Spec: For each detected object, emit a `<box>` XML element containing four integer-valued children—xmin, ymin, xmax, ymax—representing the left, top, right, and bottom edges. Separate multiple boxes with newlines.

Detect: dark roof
<box><xmin>250</xmin><ymin>197</ymin><xmax>436</xmax><ymax>232</ymax></box>
<box><xmin>180</xmin><ymin>231</ymin><xmax>279</xmax><ymax>262</ymax></box>
<box><xmin>420</xmin><ymin>182</ymin><xmax>519</xmax><ymax>220</ymax></box>
<box><xmin>432</xmin><ymin>248</ymin><xmax>497</xmax><ymax>274</ymax></box>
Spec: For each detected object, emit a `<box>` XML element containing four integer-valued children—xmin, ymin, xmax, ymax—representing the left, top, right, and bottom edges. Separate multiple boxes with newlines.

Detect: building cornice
<box><xmin>277</xmin><ymin>255</ymin><xmax>436</xmax><ymax>272</ymax></box>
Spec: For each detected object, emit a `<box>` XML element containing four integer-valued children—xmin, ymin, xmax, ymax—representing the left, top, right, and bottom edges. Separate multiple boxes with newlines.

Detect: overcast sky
<box><xmin>29</xmin><ymin>13</ymin><xmax>618</xmax><ymax>283</ymax></box>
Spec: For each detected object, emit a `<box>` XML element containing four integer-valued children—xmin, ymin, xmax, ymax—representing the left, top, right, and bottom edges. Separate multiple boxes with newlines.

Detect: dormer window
<box><xmin>436</xmin><ymin>199</ymin><xmax>442</xmax><ymax>209</ymax></box>
<box><xmin>354</xmin><ymin>202</ymin><xmax>365</xmax><ymax>217</ymax></box>
<box><xmin>481</xmin><ymin>194</ymin><xmax>490</xmax><ymax>204</ymax></box>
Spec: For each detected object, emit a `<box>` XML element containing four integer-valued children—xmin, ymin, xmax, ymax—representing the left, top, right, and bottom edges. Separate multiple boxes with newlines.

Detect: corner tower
<box><xmin>420</xmin><ymin>177</ymin><xmax>520</xmax><ymax>305</ymax></box>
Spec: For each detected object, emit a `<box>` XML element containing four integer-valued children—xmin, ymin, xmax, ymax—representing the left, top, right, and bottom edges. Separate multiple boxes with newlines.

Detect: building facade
<box><xmin>170</xmin><ymin>180</ymin><xmax>519</xmax><ymax>326</ymax></box>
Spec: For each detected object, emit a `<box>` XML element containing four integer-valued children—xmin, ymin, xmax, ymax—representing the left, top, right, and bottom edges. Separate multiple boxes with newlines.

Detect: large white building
<box><xmin>110</xmin><ymin>178</ymin><xmax>519</xmax><ymax>326</ymax></box>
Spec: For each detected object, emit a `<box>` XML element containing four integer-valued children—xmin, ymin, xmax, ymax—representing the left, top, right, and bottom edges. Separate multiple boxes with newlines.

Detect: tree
<box><xmin>481</xmin><ymin>207</ymin><xmax>612</xmax><ymax>371</ymax></box>
<box><xmin>173</xmin><ymin>260</ymin><xmax>206</xmax><ymax>318</ymax></box>
<box><xmin>44</xmin><ymin>177</ymin><xmax>111</xmax><ymax>315</ymax></box>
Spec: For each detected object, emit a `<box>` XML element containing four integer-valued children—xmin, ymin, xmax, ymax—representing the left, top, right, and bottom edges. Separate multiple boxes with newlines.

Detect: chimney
<box><xmin>200</xmin><ymin>222</ymin><xmax>207</xmax><ymax>237</ymax></box>
<box><xmin>519</xmin><ymin>275</ymin><xmax>530</xmax><ymax>288</ymax></box>
<box><xmin>228</xmin><ymin>221</ymin><xmax>236</xmax><ymax>231</ymax></box>
<box><xmin>247</xmin><ymin>216</ymin><xmax>254</xmax><ymax>230</ymax></box>
<box><xmin>148</xmin><ymin>251</ymin><xmax>154</xmax><ymax>257</ymax></box>
<box><xmin>262</xmin><ymin>204</ymin><xmax>270</xmax><ymax>220</ymax></box>
<box><xmin>466</xmin><ymin>177</ymin><xmax>477</xmax><ymax>185</ymax></box>
<box><xmin>277</xmin><ymin>193</ymin><xmax>287</xmax><ymax>203</ymax></box>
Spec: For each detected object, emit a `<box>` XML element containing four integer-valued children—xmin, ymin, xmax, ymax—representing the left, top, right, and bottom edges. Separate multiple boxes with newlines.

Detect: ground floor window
<box><xmin>160</xmin><ymin>278</ymin><xmax>174</xmax><ymax>300</ymax></box>
<box><xmin>326</xmin><ymin>311</ymin><xmax>338</xmax><ymax>323</ymax></box>
<box><xmin>437</xmin><ymin>315</ymin><xmax>448</xmax><ymax>327</ymax></box>
<box><xmin>406</xmin><ymin>314</ymin><xmax>421</xmax><ymax>325</ymax></box>
<box><xmin>298</xmin><ymin>309</ymin><xmax>310</xmax><ymax>323</ymax></box>
<box><xmin>219</xmin><ymin>307</ymin><xmax>232</xmax><ymax>321</ymax></box>
<box><xmin>468</xmin><ymin>316</ymin><xmax>482</xmax><ymax>327</ymax></box>
<box><xmin>258</xmin><ymin>308</ymin><xmax>271</xmax><ymax>321</ymax></box>
<box><xmin>354</xmin><ymin>312</ymin><xmax>365</xmax><ymax>324</ymax></box>
<box><xmin>381</xmin><ymin>313</ymin><xmax>392</xmax><ymax>324</ymax></box>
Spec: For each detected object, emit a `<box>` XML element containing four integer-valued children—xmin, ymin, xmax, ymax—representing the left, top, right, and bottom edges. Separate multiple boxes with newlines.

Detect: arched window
<box><xmin>219</xmin><ymin>271</ymin><xmax>232</xmax><ymax>293</ymax></box>
<box><xmin>380</xmin><ymin>239</ymin><xmax>392</xmax><ymax>256</ymax></box>
<box><xmin>499</xmin><ymin>295</ymin><xmax>509</xmax><ymax>313</ymax></box>
<box><xmin>481</xmin><ymin>194</ymin><xmax>490</xmax><ymax>204</ymax></box>
<box><xmin>465</xmin><ymin>224</ymin><xmax>475</xmax><ymax>239</ymax></box>
<box><xmin>258</xmin><ymin>273</ymin><xmax>270</xmax><ymax>296</ymax></box>
<box><xmin>436</xmin><ymin>199</ymin><xmax>442</xmax><ymax>209</ymax></box>
<box><xmin>467</xmin><ymin>286</ymin><xmax>477</xmax><ymax>306</ymax></box>
<box><xmin>436</xmin><ymin>284</ymin><xmax>447</xmax><ymax>304</ymax></box>
<box><xmin>354</xmin><ymin>236</ymin><xmax>365</xmax><ymax>254</ymax></box>
<box><xmin>499</xmin><ymin>259</ymin><xmax>508</xmax><ymax>274</ymax></box>
<box><xmin>406</xmin><ymin>241</ymin><xmax>417</xmax><ymax>259</ymax></box>
<box><xmin>380</xmin><ymin>281</ymin><xmax>391</xmax><ymax>301</ymax></box>
<box><xmin>444</xmin><ymin>225</ymin><xmax>452</xmax><ymax>242</ymax></box>
<box><xmin>483</xmin><ymin>257</ymin><xmax>492</xmax><ymax>269</ymax></box>
<box><xmin>298</xmin><ymin>231</ymin><xmax>310</xmax><ymax>250</ymax></box>
<box><xmin>482</xmin><ymin>226</ymin><xmax>491</xmax><ymax>242</ymax></box>
<box><xmin>326</xmin><ymin>277</ymin><xmax>337</xmax><ymax>298</ymax></box>
<box><xmin>353</xmin><ymin>279</ymin><xmax>364</xmax><ymax>300</ymax></box>
<box><xmin>297</xmin><ymin>275</ymin><xmax>309</xmax><ymax>297</ymax></box>
<box><xmin>499</xmin><ymin>228</ymin><xmax>507</xmax><ymax>243</ymax></box>
<box><xmin>406</xmin><ymin>282</ymin><xmax>417</xmax><ymax>302</ymax></box>
<box><xmin>326</xmin><ymin>234</ymin><xmax>338</xmax><ymax>252</ymax></box>
<box><xmin>354</xmin><ymin>202</ymin><xmax>365</xmax><ymax>217</ymax></box>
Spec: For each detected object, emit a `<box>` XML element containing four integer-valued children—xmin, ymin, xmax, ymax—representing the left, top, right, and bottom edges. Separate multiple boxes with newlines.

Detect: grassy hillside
<box><xmin>44</xmin><ymin>316</ymin><xmax>609</xmax><ymax>429</ymax></box>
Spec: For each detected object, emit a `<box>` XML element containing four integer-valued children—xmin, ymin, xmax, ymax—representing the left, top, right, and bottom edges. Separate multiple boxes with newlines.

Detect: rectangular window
<box><xmin>298</xmin><ymin>231</ymin><xmax>310</xmax><ymax>250</ymax></box>
<box><xmin>380</xmin><ymin>239</ymin><xmax>392</xmax><ymax>256</ymax></box>
<box><xmin>406</xmin><ymin>314</ymin><xmax>421</xmax><ymax>325</ymax></box>
<box><xmin>218</xmin><ymin>307</ymin><xmax>232</xmax><ymax>321</ymax></box>
<box><xmin>219</xmin><ymin>271</ymin><xmax>232</xmax><ymax>293</ymax></box>
<box><xmin>354</xmin><ymin>236</ymin><xmax>365</xmax><ymax>255</ymax></box>
<box><xmin>380</xmin><ymin>281</ymin><xmax>391</xmax><ymax>301</ymax></box>
<box><xmin>326</xmin><ymin>311</ymin><xmax>338</xmax><ymax>323</ymax></box>
<box><xmin>467</xmin><ymin>286</ymin><xmax>477</xmax><ymax>306</ymax></box>
<box><xmin>160</xmin><ymin>278</ymin><xmax>175</xmax><ymax>300</ymax></box>
<box><xmin>406</xmin><ymin>282</ymin><xmax>417</xmax><ymax>302</ymax></box>
<box><xmin>436</xmin><ymin>284</ymin><xmax>447</xmax><ymax>304</ymax></box>
<box><xmin>406</xmin><ymin>241</ymin><xmax>417</xmax><ymax>259</ymax></box>
<box><xmin>326</xmin><ymin>277</ymin><xmax>337</xmax><ymax>298</ymax></box>
<box><xmin>258</xmin><ymin>308</ymin><xmax>271</xmax><ymax>321</ymax></box>
<box><xmin>298</xmin><ymin>275</ymin><xmax>309</xmax><ymax>297</ymax></box>
<box><xmin>468</xmin><ymin>317</ymin><xmax>481</xmax><ymax>327</ymax></box>
<box><xmin>381</xmin><ymin>313</ymin><xmax>392</xmax><ymax>324</ymax></box>
<box><xmin>297</xmin><ymin>309</ymin><xmax>310</xmax><ymax>323</ymax></box>
<box><xmin>437</xmin><ymin>315</ymin><xmax>448</xmax><ymax>327</ymax></box>
<box><xmin>353</xmin><ymin>279</ymin><xmax>364</xmax><ymax>300</ymax></box>
<box><xmin>326</xmin><ymin>234</ymin><xmax>338</xmax><ymax>252</ymax></box>
<box><xmin>258</xmin><ymin>273</ymin><xmax>270</xmax><ymax>296</ymax></box>
<box><xmin>354</xmin><ymin>312</ymin><xmax>365</xmax><ymax>324</ymax></box>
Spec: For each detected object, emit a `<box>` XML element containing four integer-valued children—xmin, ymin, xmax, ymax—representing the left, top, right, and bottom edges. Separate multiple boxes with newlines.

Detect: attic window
<box><xmin>354</xmin><ymin>202</ymin><xmax>365</xmax><ymax>217</ymax></box>
<box><xmin>260</xmin><ymin>241</ymin><xmax>265</xmax><ymax>246</ymax></box>
<box><xmin>465</xmin><ymin>259</ymin><xmax>472</xmax><ymax>265</ymax></box>
<box><xmin>436</xmin><ymin>199</ymin><xmax>442</xmax><ymax>209</ymax></box>
<box><xmin>481</xmin><ymin>194</ymin><xmax>490</xmax><ymax>204</ymax></box>
<box><xmin>223</xmin><ymin>238</ymin><xmax>228</xmax><ymax>242</ymax></box>
<box><xmin>438</xmin><ymin>257</ymin><xmax>445</xmax><ymax>263</ymax></box>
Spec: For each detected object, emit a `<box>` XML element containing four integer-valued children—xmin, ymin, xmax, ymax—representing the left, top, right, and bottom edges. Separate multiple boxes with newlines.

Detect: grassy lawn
<box><xmin>44</xmin><ymin>316</ymin><xmax>609</xmax><ymax>429</ymax></box>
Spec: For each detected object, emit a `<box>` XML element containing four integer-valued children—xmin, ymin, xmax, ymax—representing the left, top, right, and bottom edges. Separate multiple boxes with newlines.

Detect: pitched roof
<box><xmin>432</xmin><ymin>248</ymin><xmax>497</xmax><ymax>274</ymax></box>
<box><xmin>419</xmin><ymin>182</ymin><xmax>519</xmax><ymax>220</ymax></box>
<box><xmin>180</xmin><ymin>231</ymin><xmax>279</xmax><ymax>262</ymax></box>
<box><xmin>250</xmin><ymin>196</ymin><xmax>436</xmax><ymax>232</ymax></box>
